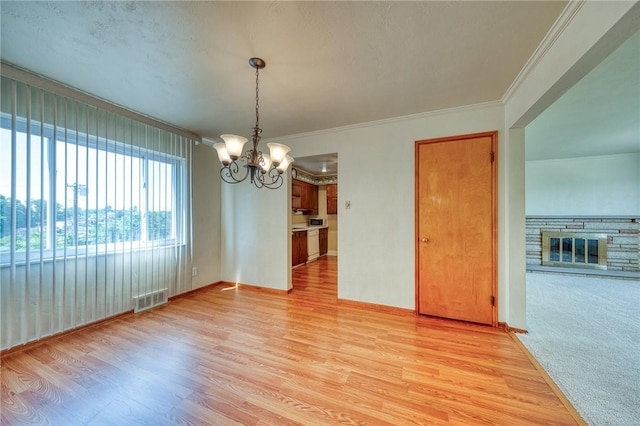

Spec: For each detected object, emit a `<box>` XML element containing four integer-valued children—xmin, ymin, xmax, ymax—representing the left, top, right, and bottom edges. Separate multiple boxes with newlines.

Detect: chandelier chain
<box><xmin>255</xmin><ymin>66</ymin><xmax>260</xmax><ymax>130</ymax></box>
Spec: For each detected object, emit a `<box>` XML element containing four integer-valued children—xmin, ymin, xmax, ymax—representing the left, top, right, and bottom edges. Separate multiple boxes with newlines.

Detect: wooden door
<box><xmin>415</xmin><ymin>132</ymin><xmax>497</xmax><ymax>325</ymax></box>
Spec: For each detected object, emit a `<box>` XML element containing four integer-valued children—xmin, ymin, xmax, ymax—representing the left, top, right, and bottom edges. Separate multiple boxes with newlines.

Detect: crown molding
<box><xmin>501</xmin><ymin>1</ymin><xmax>585</xmax><ymax>105</ymax></box>
<box><xmin>264</xmin><ymin>100</ymin><xmax>503</xmax><ymax>144</ymax></box>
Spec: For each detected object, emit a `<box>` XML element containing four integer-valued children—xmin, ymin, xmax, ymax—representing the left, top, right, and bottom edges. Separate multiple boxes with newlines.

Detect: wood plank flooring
<box><xmin>1</xmin><ymin>256</ymin><xmax>579</xmax><ymax>425</ymax></box>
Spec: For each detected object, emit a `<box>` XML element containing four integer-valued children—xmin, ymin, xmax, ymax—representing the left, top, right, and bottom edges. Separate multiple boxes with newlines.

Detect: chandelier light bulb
<box><xmin>213</xmin><ymin>143</ymin><xmax>232</xmax><ymax>165</ymax></box>
<box><xmin>267</xmin><ymin>142</ymin><xmax>291</xmax><ymax>166</ymax></box>
<box><xmin>276</xmin><ymin>155</ymin><xmax>294</xmax><ymax>173</ymax></box>
<box><xmin>220</xmin><ymin>134</ymin><xmax>248</xmax><ymax>160</ymax></box>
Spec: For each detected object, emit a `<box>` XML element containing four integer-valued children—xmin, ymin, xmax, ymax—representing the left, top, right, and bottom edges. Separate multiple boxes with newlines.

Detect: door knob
<box><xmin>420</xmin><ymin>237</ymin><xmax>429</xmax><ymax>243</ymax></box>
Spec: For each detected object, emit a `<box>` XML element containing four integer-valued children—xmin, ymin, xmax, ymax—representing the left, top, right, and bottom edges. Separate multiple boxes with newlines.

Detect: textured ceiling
<box><xmin>284</xmin><ymin>26</ymin><xmax>640</xmax><ymax>174</ymax></box>
<box><xmin>526</xmin><ymin>29</ymin><xmax>640</xmax><ymax>161</ymax></box>
<box><xmin>1</xmin><ymin>1</ymin><xmax>567</xmax><ymax>142</ymax></box>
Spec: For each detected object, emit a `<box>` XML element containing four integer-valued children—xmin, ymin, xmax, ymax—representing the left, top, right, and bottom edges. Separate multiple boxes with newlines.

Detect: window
<box><xmin>1</xmin><ymin>72</ymin><xmax>195</xmax><ymax>352</ymax></box>
<box><xmin>0</xmin><ymin>114</ymin><xmax>185</xmax><ymax>263</ymax></box>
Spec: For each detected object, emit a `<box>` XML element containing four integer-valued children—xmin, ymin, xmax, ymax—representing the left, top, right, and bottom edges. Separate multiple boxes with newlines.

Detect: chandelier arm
<box><xmin>252</xmin><ymin>171</ymin><xmax>264</xmax><ymax>188</ymax></box>
<box><xmin>220</xmin><ymin>160</ymin><xmax>249</xmax><ymax>184</ymax></box>
<box><xmin>261</xmin><ymin>176</ymin><xmax>284</xmax><ymax>190</ymax></box>
<box><xmin>260</xmin><ymin>168</ymin><xmax>284</xmax><ymax>189</ymax></box>
<box><xmin>268</xmin><ymin>166</ymin><xmax>282</xmax><ymax>179</ymax></box>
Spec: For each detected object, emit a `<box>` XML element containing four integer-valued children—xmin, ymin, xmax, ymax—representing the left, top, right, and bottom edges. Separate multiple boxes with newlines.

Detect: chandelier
<box><xmin>212</xmin><ymin>57</ymin><xmax>294</xmax><ymax>189</ymax></box>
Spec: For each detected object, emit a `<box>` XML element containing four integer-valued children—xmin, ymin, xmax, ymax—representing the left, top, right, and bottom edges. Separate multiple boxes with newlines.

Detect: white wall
<box><xmin>215</xmin><ymin>2</ymin><xmax>639</xmax><ymax>330</ymax></box>
<box><xmin>503</xmin><ymin>128</ymin><xmax>527</xmax><ymax>328</ymax></box>
<box><xmin>220</xmin><ymin>171</ymin><xmax>290</xmax><ymax>291</ymax></box>
<box><xmin>267</xmin><ymin>103</ymin><xmax>506</xmax><ymax>313</ymax></box>
<box><xmin>191</xmin><ymin>144</ymin><xmax>222</xmax><ymax>288</ymax></box>
<box><xmin>526</xmin><ymin>153</ymin><xmax>640</xmax><ymax>216</ymax></box>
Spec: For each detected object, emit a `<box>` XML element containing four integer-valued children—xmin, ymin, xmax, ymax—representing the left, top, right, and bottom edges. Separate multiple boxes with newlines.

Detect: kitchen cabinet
<box><xmin>319</xmin><ymin>227</ymin><xmax>328</xmax><ymax>256</ymax></box>
<box><xmin>327</xmin><ymin>184</ymin><xmax>338</xmax><ymax>215</ymax></box>
<box><xmin>307</xmin><ymin>228</ymin><xmax>320</xmax><ymax>263</ymax></box>
<box><xmin>292</xmin><ymin>230</ymin><xmax>308</xmax><ymax>267</ymax></box>
<box><xmin>292</xmin><ymin>179</ymin><xmax>318</xmax><ymax>215</ymax></box>
<box><xmin>292</xmin><ymin>181</ymin><xmax>302</xmax><ymax>210</ymax></box>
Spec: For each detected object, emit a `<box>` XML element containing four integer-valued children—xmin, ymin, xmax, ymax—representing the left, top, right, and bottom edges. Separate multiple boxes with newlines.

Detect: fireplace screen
<box><xmin>542</xmin><ymin>232</ymin><xmax>607</xmax><ymax>270</ymax></box>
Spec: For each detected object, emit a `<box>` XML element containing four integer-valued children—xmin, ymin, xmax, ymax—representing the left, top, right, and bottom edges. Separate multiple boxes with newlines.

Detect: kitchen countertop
<box><xmin>291</xmin><ymin>225</ymin><xmax>328</xmax><ymax>231</ymax></box>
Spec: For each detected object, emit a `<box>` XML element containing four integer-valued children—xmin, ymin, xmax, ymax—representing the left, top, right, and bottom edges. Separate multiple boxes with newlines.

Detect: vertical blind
<box><xmin>0</xmin><ymin>73</ymin><xmax>195</xmax><ymax>351</ymax></box>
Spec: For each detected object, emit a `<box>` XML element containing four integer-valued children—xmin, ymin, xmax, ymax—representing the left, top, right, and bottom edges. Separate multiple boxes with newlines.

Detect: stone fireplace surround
<box><xmin>526</xmin><ymin>217</ymin><xmax>639</xmax><ymax>275</ymax></box>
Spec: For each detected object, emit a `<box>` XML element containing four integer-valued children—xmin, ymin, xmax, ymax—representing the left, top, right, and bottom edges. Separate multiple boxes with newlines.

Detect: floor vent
<box><xmin>134</xmin><ymin>288</ymin><xmax>168</xmax><ymax>313</ymax></box>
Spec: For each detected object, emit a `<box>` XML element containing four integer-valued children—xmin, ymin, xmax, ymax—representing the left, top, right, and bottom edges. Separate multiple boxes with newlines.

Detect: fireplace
<box><xmin>541</xmin><ymin>231</ymin><xmax>607</xmax><ymax>270</ymax></box>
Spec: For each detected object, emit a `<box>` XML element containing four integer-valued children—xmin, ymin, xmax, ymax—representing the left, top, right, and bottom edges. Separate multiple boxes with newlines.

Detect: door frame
<box><xmin>414</xmin><ymin>131</ymin><xmax>498</xmax><ymax>326</ymax></box>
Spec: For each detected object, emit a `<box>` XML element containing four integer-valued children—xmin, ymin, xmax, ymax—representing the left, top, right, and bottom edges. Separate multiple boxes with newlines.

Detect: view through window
<box><xmin>0</xmin><ymin>117</ymin><xmax>183</xmax><ymax>261</ymax></box>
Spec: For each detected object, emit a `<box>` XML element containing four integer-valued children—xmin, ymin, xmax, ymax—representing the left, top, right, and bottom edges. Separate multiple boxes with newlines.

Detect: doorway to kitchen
<box><xmin>290</xmin><ymin>153</ymin><xmax>338</xmax><ymax>299</ymax></box>
<box><xmin>291</xmin><ymin>256</ymin><xmax>338</xmax><ymax>300</ymax></box>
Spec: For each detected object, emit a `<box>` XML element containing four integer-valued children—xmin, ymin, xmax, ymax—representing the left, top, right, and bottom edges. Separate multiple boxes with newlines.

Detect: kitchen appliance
<box><xmin>308</xmin><ymin>217</ymin><xmax>327</xmax><ymax>226</ymax></box>
<box><xmin>307</xmin><ymin>228</ymin><xmax>320</xmax><ymax>262</ymax></box>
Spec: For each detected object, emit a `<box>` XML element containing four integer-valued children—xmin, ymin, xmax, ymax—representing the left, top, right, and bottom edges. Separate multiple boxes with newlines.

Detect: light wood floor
<box><xmin>2</xmin><ymin>256</ymin><xmax>579</xmax><ymax>425</ymax></box>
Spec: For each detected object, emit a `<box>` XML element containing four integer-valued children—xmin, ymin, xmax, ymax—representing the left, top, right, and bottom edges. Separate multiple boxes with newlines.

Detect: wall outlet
<box><xmin>191</xmin><ymin>266</ymin><xmax>198</xmax><ymax>277</ymax></box>
<box><xmin>345</xmin><ymin>200</ymin><xmax>351</xmax><ymax>209</ymax></box>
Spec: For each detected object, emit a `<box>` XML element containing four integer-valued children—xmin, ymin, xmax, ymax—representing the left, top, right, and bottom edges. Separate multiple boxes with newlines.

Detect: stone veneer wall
<box><xmin>526</xmin><ymin>217</ymin><xmax>639</xmax><ymax>273</ymax></box>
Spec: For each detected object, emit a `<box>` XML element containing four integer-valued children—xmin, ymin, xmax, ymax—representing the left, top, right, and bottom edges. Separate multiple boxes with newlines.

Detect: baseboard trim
<box><xmin>1</xmin><ymin>309</ymin><xmax>133</xmax><ymax>358</ymax></box>
<box><xmin>498</xmin><ymin>322</ymin><xmax>528</xmax><ymax>334</ymax></box>
<box><xmin>221</xmin><ymin>281</ymin><xmax>290</xmax><ymax>295</ymax></box>
<box><xmin>337</xmin><ymin>298</ymin><xmax>415</xmax><ymax>316</ymax></box>
<box><xmin>509</xmin><ymin>332</ymin><xmax>587</xmax><ymax>426</ymax></box>
<box><xmin>169</xmin><ymin>281</ymin><xmax>225</xmax><ymax>300</ymax></box>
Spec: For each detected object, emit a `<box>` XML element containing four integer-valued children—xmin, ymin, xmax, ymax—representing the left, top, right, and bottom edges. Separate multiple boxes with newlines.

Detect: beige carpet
<box><xmin>518</xmin><ymin>272</ymin><xmax>640</xmax><ymax>425</ymax></box>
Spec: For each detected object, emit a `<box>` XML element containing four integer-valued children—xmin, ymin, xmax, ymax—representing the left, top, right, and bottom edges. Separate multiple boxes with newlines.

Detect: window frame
<box><xmin>0</xmin><ymin>113</ymin><xmax>186</xmax><ymax>266</ymax></box>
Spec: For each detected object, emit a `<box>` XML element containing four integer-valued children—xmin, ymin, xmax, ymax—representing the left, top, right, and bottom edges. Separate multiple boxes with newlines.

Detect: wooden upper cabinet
<box><xmin>292</xmin><ymin>181</ymin><xmax>302</xmax><ymax>210</ymax></box>
<box><xmin>327</xmin><ymin>184</ymin><xmax>338</xmax><ymax>215</ymax></box>
<box><xmin>292</xmin><ymin>179</ymin><xmax>318</xmax><ymax>215</ymax></box>
<box><xmin>309</xmin><ymin>184</ymin><xmax>318</xmax><ymax>215</ymax></box>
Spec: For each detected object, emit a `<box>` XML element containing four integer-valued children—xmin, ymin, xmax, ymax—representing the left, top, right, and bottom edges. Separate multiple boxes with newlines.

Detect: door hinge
<box><xmin>491</xmin><ymin>295</ymin><xmax>495</xmax><ymax>306</ymax></box>
<box><xmin>490</xmin><ymin>152</ymin><xmax>495</xmax><ymax>163</ymax></box>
